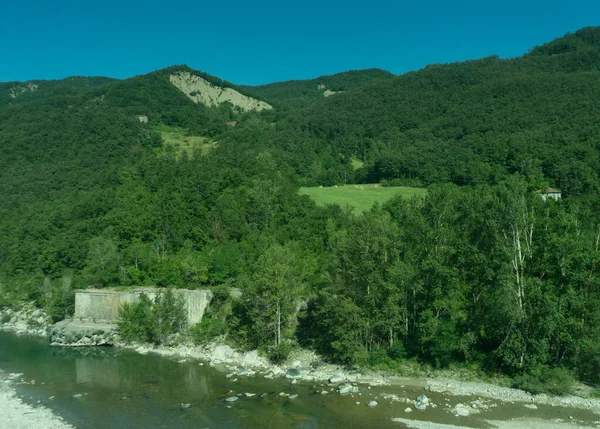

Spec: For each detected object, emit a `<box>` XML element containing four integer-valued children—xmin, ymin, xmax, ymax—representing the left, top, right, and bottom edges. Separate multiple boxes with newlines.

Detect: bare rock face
<box><xmin>169</xmin><ymin>72</ymin><xmax>272</xmax><ymax>112</ymax></box>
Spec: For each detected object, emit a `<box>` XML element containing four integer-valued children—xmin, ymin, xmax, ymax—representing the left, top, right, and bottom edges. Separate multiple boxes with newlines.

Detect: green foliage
<box><xmin>4</xmin><ymin>29</ymin><xmax>600</xmax><ymax>393</ymax></box>
<box><xmin>191</xmin><ymin>287</ymin><xmax>233</xmax><ymax>344</ymax></box>
<box><xmin>369</xmin><ymin>347</ymin><xmax>389</xmax><ymax>366</ymax></box>
<box><xmin>118</xmin><ymin>290</ymin><xmax>186</xmax><ymax>344</ymax></box>
<box><xmin>118</xmin><ymin>294</ymin><xmax>155</xmax><ymax>343</ymax></box>
<box><xmin>388</xmin><ymin>342</ymin><xmax>407</xmax><ymax>361</ymax></box>
<box><xmin>511</xmin><ymin>366</ymin><xmax>575</xmax><ymax>396</ymax></box>
<box><xmin>267</xmin><ymin>342</ymin><xmax>293</xmax><ymax>364</ymax></box>
<box><xmin>152</xmin><ymin>289</ymin><xmax>187</xmax><ymax>344</ymax></box>
<box><xmin>45</xmin><ymin>280</ymin><xmax>75</xmax><ymax>323</ymax></box>
<box><xmin>242</xmin><ymin>243</ymin><xmax>310</xmax><ymax>348</ymax></box>
<box><xmin>191</xmin><ymin>317</ymin><xmax>228</xmax><ymax>344</ymax></box>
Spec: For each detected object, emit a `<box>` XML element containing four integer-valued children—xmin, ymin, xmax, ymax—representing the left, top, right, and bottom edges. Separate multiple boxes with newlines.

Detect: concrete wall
<box><xmin>74</xmin><ymin>288</ymin><xmax>213</xmax><ymax>325</ymax></box>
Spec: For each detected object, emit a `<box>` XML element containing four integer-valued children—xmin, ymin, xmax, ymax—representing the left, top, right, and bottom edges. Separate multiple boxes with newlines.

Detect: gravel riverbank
<box><xmin>3</xmin><ymin>308</ymin><xmax>600</xmax><ymax>415</ymax></box>
<box><xmin>0</xmin><ymin>371</ymin><xmax>73</xmax><ymax>429</ymax></box>
<box><xmin>120</xmin><ymin>341</ymin><xmax>600</xmax><ymax>413</ymax></box>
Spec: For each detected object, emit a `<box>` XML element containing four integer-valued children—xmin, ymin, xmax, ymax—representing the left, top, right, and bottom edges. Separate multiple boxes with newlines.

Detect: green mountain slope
<box><xmin>261</xmin><ymin>27</ymin><xmax>600</xmax><ymax>194</ymax></box>
<box><xmin>0</xmin><ymin>76</ymin><xmax>117</xmax><ymax>107</ymax></box>
<box><xmin>239</xmin><ymin>68</ymin><xmax>395</xmax><ymax>110</ymax></box>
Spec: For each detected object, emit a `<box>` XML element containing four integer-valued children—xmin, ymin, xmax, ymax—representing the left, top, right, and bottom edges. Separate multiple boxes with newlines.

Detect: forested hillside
<box><xmin>240</xmin><ymin>68</ymin><xmax>395</xmax><ymax>111</ymax></box>
<box><xmin>251</xmin><ymin>27</ymin><xmax>600</xmax><ymax>192</ymax></box>
<box><xmin>2</xmin><ymin>28</ymin><xmax>600</xmax><ymax>392</ymax></box>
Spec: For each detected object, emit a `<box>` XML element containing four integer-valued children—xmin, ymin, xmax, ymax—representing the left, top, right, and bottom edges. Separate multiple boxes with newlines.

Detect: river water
<box><xmin>0</xmin><ymin>332</ymin><xmax>598</xmax><ymax>428</ymax></box>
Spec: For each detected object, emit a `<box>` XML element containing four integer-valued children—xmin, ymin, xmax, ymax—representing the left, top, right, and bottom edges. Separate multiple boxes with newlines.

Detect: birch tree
<box><xmin>245</xmin><ymin>243</ymin><xmax>306</xmax><ymax>347</ymax></box>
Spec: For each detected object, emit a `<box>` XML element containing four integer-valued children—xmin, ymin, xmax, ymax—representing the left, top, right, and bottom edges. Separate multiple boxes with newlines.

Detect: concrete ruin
<box><xmin>74</xmin><ymin>288</ymin><xmax>213</xmax><ymax>326</ymax></box>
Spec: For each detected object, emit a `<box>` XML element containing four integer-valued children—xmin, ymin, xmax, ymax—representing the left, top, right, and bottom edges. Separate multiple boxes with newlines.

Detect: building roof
<box><xmin>536</xmin><ymin>187</ymin><xmax>561</xmax><ymax>194</ymax></box>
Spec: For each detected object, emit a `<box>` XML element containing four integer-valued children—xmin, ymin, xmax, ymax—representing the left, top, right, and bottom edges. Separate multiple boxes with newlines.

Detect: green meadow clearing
<box><xmin>299</xmin><ymin>184</ymin><xmax>427</xmax><ymax>212</ymax></box>
<box><xmin>154</xmin><ymin>124</ymin><xmax>217</xmax><ymax>157</ymax></box>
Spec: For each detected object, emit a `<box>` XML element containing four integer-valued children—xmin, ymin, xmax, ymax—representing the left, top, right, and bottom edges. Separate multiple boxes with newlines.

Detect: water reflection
<box><xmin>2</xmin><ymin>332</ymin><xmax>599</xmax><ymax>429</ymax></box>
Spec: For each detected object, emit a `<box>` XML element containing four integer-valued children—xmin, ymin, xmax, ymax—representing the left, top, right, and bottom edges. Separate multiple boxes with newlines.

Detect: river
<box><xmin>0</xmin><ymin>332</ymin><xmax>598</xmax><ymax>428</ymax></box>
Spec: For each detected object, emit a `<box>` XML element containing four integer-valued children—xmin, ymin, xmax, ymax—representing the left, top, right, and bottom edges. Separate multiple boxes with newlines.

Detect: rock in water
<box><xmin>338</xmin><ymin>383</ymin><xmax>352</xmax><ymax>395</ymax></box>
<box><xmin>225</xmin><ymin>396</ymin><xmax>238</xmax><ymax>402</ymax></box>
<box><xmin>404</xmin><ymin>407</ymin><xmax>412</xmax><ymax>413</ymax></box>
<box><xmin>288</xmin><ymin>394</ymin><xmax>299</xmax><ymax>399</ymax></box>
<box><xmin>286</xmin><ymin>368</ymin><xmax>301</xmax><ymax>379</ymax></box>
<box><xmin>415</xmin><ymin>394</ymin><xmax>429</xmax><ymax>410</ymax></box>
<box><xmin>367</xmin><ymin>401</ymin><xmax>378</xmax><ymax>408</ymax></box>
<box><xmin>180</xmin><ymin>403</ymin><xmax>192</xmax><ymax>410</ymax></box>
<box><xmin>338</xmin><ymin>383</ymin><xmax>359</xmax><ymax>395</ymax></box>
<box><xmin>452</xmin><ymin>404</ymin><xmax>470</xmax><ymax>416</ymax></box>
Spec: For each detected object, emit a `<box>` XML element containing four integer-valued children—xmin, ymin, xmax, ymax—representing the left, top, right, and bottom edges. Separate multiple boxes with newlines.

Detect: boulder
<box><xmin>213</xmin><ymin>345</ymin><xmax>234</xmax><ymax>361</ymax></box>
<box><xmin>415</xmin><ymin>394</ymin><xmax>429</xmax><ymax>410</ymax></box>
<box><xmin>338</xmin><ymin>384</ymin><xmax>359</xmax><ymax>395</ymax></box>
<box><xmin>452</xmin><ymin>404</ymin><xmax>471</xmax><ymax>416</ymax></box>
<box><xmin>241</xmin><ymin>350</ymin><xmax>261</xmax><ymax>366</ymax></box>
<box><xmin>328</xmin><ymin>375</ymin><xmax>344</xmax><ymax>384</ymax></box>
<box><xmin>286</xmin><ymin>368</ymin><xmax>301</xmax><ymax>379</ymax></box>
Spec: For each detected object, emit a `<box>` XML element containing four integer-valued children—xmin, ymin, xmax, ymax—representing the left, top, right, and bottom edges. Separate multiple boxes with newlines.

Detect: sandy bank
<box><xmin>392</xmin><ymin>416</ymin><xmax>592</xmax><ymax>429</ymax></box>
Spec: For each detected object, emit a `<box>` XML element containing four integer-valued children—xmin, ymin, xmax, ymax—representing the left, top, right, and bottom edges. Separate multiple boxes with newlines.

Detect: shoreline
<box><xmin>0</xmin><ymin>370</ymin><xmax>74</xmax><ymax>429</ymax></box>
<box><xmin>118</xmin><ymin>340</ymin><xmax>600</xmax><ymax>413</ymax></box>
<box><xmin>2</xmin><ymin>311</ymin><xmax>600</xmax><ymax>414</ymax></box>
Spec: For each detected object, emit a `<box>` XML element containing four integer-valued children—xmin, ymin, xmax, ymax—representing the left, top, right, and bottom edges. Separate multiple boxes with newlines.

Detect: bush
<box><xmin>118</xmin><ymin>289</ymin><xmax>187</xmax><ymax>345</ymax></box>
<box><xmin>267</xmin><ymin>342</ymin><xmax>293</xmax><ymax>364</ymax></box>
<box><xmin>118</xmin><ymin>294</ymin><xmax>154</xmax><ymax>343</ymax></box>
<box><xmin>191</xmin><ymin>287</ymin><xmax>233</xmax><ymax>345</ymax></box>
<box><xmin>152</xmin><ymin>289</ymin><xmax>187</xmax><ymax>344</ymax></box>
<box><xmin>191</xmin><ymin>317</ymin><xmax>228</xmax><ymax>344</ymax></box>
<box><xmin>511</xmin><ymin>366</ymin><xmax>575</xmax><ymax>396</ymax></box>
<box><xmin>369</xmin><ymin>347</ymin><xmax>389</xmax><ymax>367</ymax></box>
<box><xmin>45</xmin><ymin>285</ymin><xmax>75</xmax><ymax>323</ymax></box>
<box><xmin>388</xmin><ymin>342</ymin><xmax>407</xmax><ymax>361</ymax></box>
<box><xmin>577</xmin><ymin>341</ymin><xmax>600</xmax><ymax>385</ymax></box>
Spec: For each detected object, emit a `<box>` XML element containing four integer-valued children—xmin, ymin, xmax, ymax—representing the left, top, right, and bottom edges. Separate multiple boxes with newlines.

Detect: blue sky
<box><xmin>1</xmin><ymin>0</ymin><xmax>598</xmax><ymax>85</ymax></box>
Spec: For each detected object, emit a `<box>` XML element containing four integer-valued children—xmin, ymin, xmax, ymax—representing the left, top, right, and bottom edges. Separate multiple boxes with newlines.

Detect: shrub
<box><xmin>190</xmin><ymin>287</ymin><xmax>232</xmax><ymax>345</ymax></box>
<box><xmin>577</xmin><ymin>341</ymin><xmax>600</xmax><ymax>385</ymax></box>
<box><xmin>268</xmin><ymin>342</ymin><xmax>293</xmax><ymax>364</ymax></box>
<box><xmin>511</xmin><ymin>366</ymin><xmax>575</xmax><ymax>396</ymax></box>
<box><xmin>152</xmin><ymin>289</ymin><xmax>187</xmax><ymax>344</ymax></box>
<box><xmin>45</xmin><ymin>285</ymin><xmax>75</xmax><ymax>323</ymax></box>
<box><xmin>191</xmin><ymin>317</ymin><xmax>228</xmax><ymax>344</ymax></box>
<box><xmin>388</xmin><ymin>342</ymin><xmax>407</xmax><ymax>361</ymax></box>
<box><xmin>118</xmin><ymin>294</ymin><xmax>154</xmax><ymax>343</ymax></box>
<box><xmin>369</xmin><ymin>347</ymin><xmax>389</xmax><ymax>367</ymax></box>
<box><xmin>118</xmin><ymin>290</ymin><xmax>186</xmax><ymax>345</ymax></box>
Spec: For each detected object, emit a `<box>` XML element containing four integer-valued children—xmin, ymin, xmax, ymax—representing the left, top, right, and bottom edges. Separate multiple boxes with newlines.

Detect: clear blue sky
<box><xmin>1</xmin><ymin>0</ymin><xmax>598</xmax><ymax>85</ymax></box>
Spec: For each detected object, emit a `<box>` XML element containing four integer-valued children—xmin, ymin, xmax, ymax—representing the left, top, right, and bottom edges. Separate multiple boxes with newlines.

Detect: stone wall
<box><xmin>74</xmin><ymin>288</ymin><xmax>212</xmax><ymax>325</ymax></box>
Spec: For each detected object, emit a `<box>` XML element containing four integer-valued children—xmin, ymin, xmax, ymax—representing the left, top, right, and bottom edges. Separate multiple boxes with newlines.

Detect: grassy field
<box><xmin>153</xmin><ymin>124</ymin><xmax>217</xmax><ymax>158</ymax></box>
<box><xmin>299</xmin><ymin>184</ymin><xmax>427</xmax><ymax>212</ymax></box>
